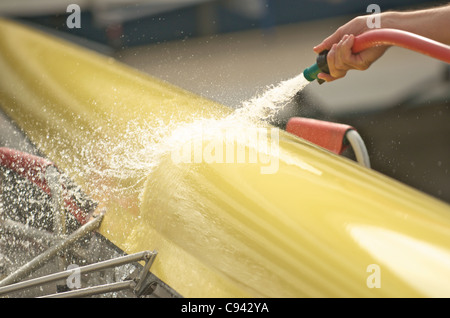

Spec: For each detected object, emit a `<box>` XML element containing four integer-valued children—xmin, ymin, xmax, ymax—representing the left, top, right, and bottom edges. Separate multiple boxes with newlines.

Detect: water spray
<box><xmin>303</xmin><ymin>28</ymin><xmax>450</xmax><ymax>83</ymax></box>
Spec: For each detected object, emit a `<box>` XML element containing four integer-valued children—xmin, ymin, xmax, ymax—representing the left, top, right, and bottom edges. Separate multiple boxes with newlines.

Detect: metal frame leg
<box><xmin>0</xmin><ymin>212</ymin><xmax>104</xmax><ymax>288</ymax></box>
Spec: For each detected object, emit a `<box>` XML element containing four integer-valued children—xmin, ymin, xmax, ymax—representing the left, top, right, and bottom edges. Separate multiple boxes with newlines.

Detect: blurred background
<box><xmin>0</xmin><ymin>0</ymin><xmax>449</xmax><ymax>202</ymax></box>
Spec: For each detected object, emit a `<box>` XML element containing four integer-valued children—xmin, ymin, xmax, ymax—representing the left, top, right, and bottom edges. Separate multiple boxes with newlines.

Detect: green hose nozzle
<box><xmin>303</xmin><ymin>63</ymin><xmax>322</xmax><ymax>82</ymax></box>
<box><xmin>303</xmin><ymin>50</ymin><xmax>329</xmax><ymax>84</ymax></box>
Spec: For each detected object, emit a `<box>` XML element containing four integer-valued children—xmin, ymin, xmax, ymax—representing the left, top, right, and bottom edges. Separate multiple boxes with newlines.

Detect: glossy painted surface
<box><xmin>1</xmin><ymin>19</ymin><xmax>450</xmax><ymax>297</ymax></box>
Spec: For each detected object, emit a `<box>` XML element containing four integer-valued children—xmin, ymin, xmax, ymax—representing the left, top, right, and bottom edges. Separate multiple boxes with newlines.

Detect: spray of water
<box><xmin>2</xmin><ymin>73</ymin><xmax>310</xmax><ymax>217</ymax></box>
<box><xmin>234</xmin><ymin>73</ymin><xmax>310</xmax><ymax>122</ymax></box>
<box><xmin>0</xmin><ymin>73</ymin><xmax>310</xmax><ymax>295</ymax></box>
<box><xmin>74</xmin><ymin>73</ymin><xmax>311</xmax><ymax>204</ymax></box>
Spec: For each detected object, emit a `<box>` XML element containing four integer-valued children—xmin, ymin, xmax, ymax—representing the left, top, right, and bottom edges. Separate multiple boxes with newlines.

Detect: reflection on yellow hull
<box><xmin>1</xmin><ymin>19</ymin><xmax>449</xmax><ymax>297</ymax></box>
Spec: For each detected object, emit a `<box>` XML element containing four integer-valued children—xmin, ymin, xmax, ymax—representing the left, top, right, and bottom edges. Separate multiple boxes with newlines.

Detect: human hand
<box><xmin>313</xmin><ymin>16</ymin><xmax>389</xmax><ymax>81</ymax></box>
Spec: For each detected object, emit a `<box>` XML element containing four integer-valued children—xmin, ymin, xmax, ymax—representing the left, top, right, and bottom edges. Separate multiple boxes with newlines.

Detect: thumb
<box><xmin>313</xmin><ymin>32</ymin><xmax>343</xmax><ymax>53</ymax></box>
<box><xmin>313</xmin><ymin>43</ymin><xmax>327</xmax><ymax>54</ymax></box>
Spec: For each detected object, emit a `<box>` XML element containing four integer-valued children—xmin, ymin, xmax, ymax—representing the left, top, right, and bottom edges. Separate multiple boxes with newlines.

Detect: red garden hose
<box><xmin>297</xmin><ymin>28</ymin><xmax>450</xmax><ymax>164</ymax></box>
<box><xmin>352</xmin><ymin>28</ymin><xmax>450</xmax><ymax>64</ymax></box>
<box><xmin>303</xmin><ymin>28</ymin><xmax>450</xmax><ymax>82</ymax></box>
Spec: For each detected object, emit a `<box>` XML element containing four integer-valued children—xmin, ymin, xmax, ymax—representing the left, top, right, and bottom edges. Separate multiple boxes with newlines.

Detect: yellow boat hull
<box><xmin>1</xmin><ymin>19</ymin><xmax>450</xmax><ymax>297</ymax></box>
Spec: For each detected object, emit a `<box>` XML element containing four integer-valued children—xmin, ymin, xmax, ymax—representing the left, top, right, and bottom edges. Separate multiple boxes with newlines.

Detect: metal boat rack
<box><xmin>0</xmin><ymin>249</ymin><xmax>158</xmax><ymax>298</ymax></box>
<box><xmin>0</xmin><ymin>213</ymin><xmax>162</xmax><ymax>298</ymax></box>
<box><xmin>0</xmin><ymin>148</ymin><xmax>179</xmax><ymax>298</ymax></box>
